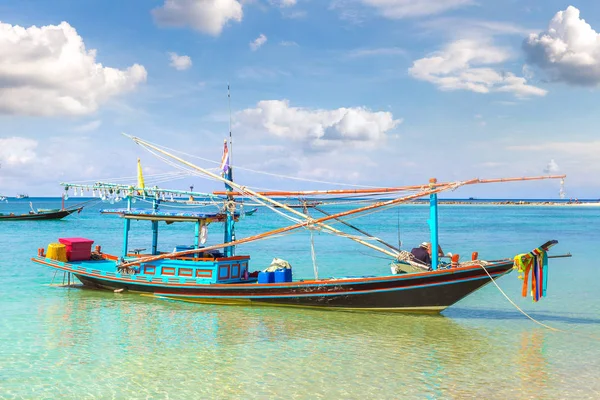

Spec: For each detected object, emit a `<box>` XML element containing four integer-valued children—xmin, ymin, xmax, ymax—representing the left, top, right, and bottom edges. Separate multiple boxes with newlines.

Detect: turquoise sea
<box><xmin>1</xmin><ymin>198</ymin><xmax>599</xmax><ymax>399</ymax></box>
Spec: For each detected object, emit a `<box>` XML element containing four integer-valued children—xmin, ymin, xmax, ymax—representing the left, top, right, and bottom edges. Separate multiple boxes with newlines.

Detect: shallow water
<box><xmin>1</xmin><ymin>199</ymin><xmax>599</xmax><ymax>399</ymax></box>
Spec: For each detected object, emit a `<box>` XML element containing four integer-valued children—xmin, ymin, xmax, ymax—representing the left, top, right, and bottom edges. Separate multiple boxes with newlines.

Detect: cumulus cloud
<box><xmin>168</xmin><ymin>52</ymin><xmax>192</xmax><ymax>70</ymax></box>
<box><xmin>358</xmin><ymin>0</ymin><xmax>474</xmax><ymax>19</ymax></box>
<box><xmin>152</xmin><ymin>0</ymin><xmax>243</xmax><ymax>36</ymax></box>
<box><xmin>0</xmin><ymin>137</ymin><xmax>38</xmax><ymax>165</ymax></box>
<box><xmin>236</xmin><ymin>99</ymin><xmax>401</xmax><ymax>151</ymax></box>
<box><xmin>544</xmin><ymin>159</ymin><xmax>560</xmax><ymax>173</ymax></box>
<box><xmin>523</xmin><ymin>6</ymin><xmax>600</xmax><ymax>86</ymax></box>
<box><xmin>250</xmin><ymin>34</ymin><xmax>267</xmax><ymax>51</ymax></box>
<box><xmin>409</xmin><ymin>39</ymin><xmax>547</xmax><ymax>97</ymax></box>
<box><xmin>0</xmin><ymin>21</ymin><xmax>147</xmax><ymax>116</ymax></box>
<box><xmin>507</xmin><ymin>141</ymin><xmax>600</xmax><ymax>186</ymax></box>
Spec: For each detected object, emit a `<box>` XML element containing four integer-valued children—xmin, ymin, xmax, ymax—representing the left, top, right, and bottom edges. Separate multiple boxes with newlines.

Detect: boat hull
<box><xmin>32</xmin><ymin>256</ymin><xmax>513</xmax><ymax>312</ymax></box>
<box><xmin>0</xmin><ymin>207</ymin><xmax>82</xmax><ymax>221</ymax></box>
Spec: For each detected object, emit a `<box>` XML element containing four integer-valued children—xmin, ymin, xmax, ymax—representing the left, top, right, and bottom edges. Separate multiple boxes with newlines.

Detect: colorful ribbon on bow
<box><xmin>513</xmin><ymin>247</ymin><xmax>548</xmax><ymax>302</ymax></box>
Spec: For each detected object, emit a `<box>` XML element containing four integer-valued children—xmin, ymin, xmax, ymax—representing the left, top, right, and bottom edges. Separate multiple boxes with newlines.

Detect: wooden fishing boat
<box><xmin>244</xmin><ymin>207</ymin><xmax>258</xmax><ymax>216</ymax></box>
<box><xmin>31</xmin><ymin>136</ymin><xmax>565</xmax><ymax>312</ymax></box>
<box><xmin>1</xmin><ymin>206</ymin><xmax>83</xmax><ymax>221</ymax></box>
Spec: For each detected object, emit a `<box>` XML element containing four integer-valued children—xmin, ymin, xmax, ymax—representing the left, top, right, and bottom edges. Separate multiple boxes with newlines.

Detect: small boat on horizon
<box><xmin>1</xmin><ymin>200</ymin><xmax>83</xmax><ymax>221</ymax></box>
<box><xmin>0</xmin><ymin>207</ymin><xmax>83</xmax><ymax>221</ymax></box>
<box><xmin>16</xmin><ymin>194</ymin><xmax>29</xmax><ymax>199</ymax></box>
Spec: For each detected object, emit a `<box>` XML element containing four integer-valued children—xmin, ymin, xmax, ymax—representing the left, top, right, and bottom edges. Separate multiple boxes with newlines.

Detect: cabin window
<box><xmin>196</xmin><ymin>269</ymin><xmax>212</xmax><ymax>278</ymax></box>
<box><xmin>230</xmin><ymin>263</ymin><xmax>240</xmax><ymax>278</ymax></box>
<box><xmin>144</xmin><ymin>265</ymin><xmax>156</xmax><ymax>275</ymax></box>
<box><xmin>179</xmin><ymin>268</ymin><xmax>193</xmax><ymax>277</ymax></box>
<box><xmin>162</xmin><ymin>267</ymin><xmax>176</xmax><ymax>276</ymax></box>
<box><xmin>218</xmin><ymin>264</ymin><xmax>230</xmax><ymax>280</ymax></box>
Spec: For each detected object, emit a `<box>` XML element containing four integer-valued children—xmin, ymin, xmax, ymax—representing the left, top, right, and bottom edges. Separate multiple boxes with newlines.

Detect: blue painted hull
<box><xmin>32</xmin><ymin>256</ymin><xmax>513</xmax><ymax>312</ymax></box>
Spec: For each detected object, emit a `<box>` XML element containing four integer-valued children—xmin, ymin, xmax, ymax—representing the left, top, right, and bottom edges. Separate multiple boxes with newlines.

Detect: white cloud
<box><xmin>0</xmin><ymin>137</ymin><xmax>38</xmax><ymax>165</ymax></box>
<box><xmin>250</xmin><ymin>34</ymin><xmax>267</xmax><ymax>51</ymax></box>
<box><xmin>0</xmin><ymin>21</ymin><xmax>147</xmax><ymax>116</ymax></box>
<box><xmin>419</xmin><ymin>18</ymin><xmax>533</xmax><ymax>38</ymax></box>
<box><xmin>0</xmin><ymin>136</ymin><xmax>113</xmax><ymax>193</ymax></box>
<box><xmin>269</xmin><ymin>0</ymin><xmax>297</xmax><ymax>6</ymax></box>
<box><xmin>152</xmin><ymin>0</ymin><xmax>243</xmax><ymax>36</ymax></box>
<box><xmin>523</xmin><ymin>6</ymin><xmax>600</xmax><ymax>86</ymax></box>
<box><xmin>358</xmin><ymin>0</ymin><xmax>474</xmax><ymax>19</ymax></box>
<box><xmin>168</xmin><ymin>52</ymin><xmax>192</xmax><ymax>70</ymax></box>
<box><xmin>280</xmin><ymin>40</ymin><xmax>298</xmax><ymax>46</ymax></box>
<box><xmin>544</xmin><ymin>159</ymin><xmax>560</xmax><ymax>173</ymax></box>
<box><xmin>329</xmin><ymin>0</ymin><xmax>366</xmax><ymax>25</ymax></box>
<box><xmin>507</xmin><ymin>140</ymin><xmax>600</xmax><ymax>185</ymax></box>
<box><xmin>347</xmin><ymin>47</ymin><xmax>406</xmax><ymax>58</ymax></box>
<box><xmin>73</xmin><ymin>120</ymin><xmax>102</xmax><ymax>132</ymax></box>
<box><xmin>409</xmin><ymin>39</ymin><xmax>547</xmax><ymax>97</ymax></box>
<box><xmin>236</xmin><ymin>99</ymin><xmax>401</xmax><ymax>151</ymax></box>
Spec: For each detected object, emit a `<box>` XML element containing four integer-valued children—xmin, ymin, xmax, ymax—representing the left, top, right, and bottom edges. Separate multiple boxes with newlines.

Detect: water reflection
<box><xmin>9</xmin><ymin>288</ymin><xmax>556</xmax><ymax>397</ymax></box>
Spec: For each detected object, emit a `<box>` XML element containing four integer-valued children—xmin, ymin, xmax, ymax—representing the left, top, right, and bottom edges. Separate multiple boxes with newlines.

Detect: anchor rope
<box><xmin>479</xmin><ymin>263</ymin><xmax>600</xmax><ymax>342</ymax></box>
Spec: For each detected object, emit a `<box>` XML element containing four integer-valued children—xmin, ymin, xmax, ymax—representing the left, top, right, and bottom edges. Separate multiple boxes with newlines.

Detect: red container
<box><xmin>58</xmin><ymin>237</ymin><xmax>94</xmax><ymax>261</ymax></box>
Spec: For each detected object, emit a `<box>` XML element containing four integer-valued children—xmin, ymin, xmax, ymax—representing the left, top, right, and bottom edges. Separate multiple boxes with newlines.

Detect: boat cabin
<box><xmin>109</xmin><ymin>208</ymin><xmax>250</xmax><ymax>284</ymax></box>
<box><xmin>47</xmin><ymin>208</ymin><xmax>253</xmax><ymax>285</ymax></box>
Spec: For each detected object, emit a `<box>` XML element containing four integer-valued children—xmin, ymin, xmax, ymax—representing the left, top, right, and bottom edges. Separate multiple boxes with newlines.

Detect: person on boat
<box><xmin>410</xmin><ymin>242</ymin><xmax>445</xmax><ymax>265</ymax></box>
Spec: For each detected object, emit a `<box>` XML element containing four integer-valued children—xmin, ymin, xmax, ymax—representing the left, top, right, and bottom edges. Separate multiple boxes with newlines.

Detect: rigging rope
<box><xmin>132</xmin><ymin>137</ymin><xmax>388</xmax><ymax>188</ymax></box>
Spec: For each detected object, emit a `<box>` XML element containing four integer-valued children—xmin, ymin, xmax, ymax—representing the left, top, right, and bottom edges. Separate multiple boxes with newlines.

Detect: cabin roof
<box><xmin>100</xmin><ymin>208</ymin><xmax>239</xmax><ymax>223</ymax></box>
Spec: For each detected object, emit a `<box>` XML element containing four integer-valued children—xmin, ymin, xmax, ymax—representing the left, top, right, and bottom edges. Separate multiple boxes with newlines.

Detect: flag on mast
<box><xmin>220</xmin><ymin>140</ymin><xmax>230</xmax><ymax>176</ymax></box>
<box><xmin>137</xmin><ymin>158</ymin><xmax>145</xmax><ymax>189</ymax></box>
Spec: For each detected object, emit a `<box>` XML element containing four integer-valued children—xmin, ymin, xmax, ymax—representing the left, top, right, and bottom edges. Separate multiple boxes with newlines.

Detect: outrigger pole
<box><xmin>213</xmin><ymin>175</ymin><xmax>566</xmax><ymax>196</ymax></box>
<box><xmin>119</xmin><ymin>181</ymin><xmax>462</xmax><ymax>269</ymax></box>
<box><xmin>122</xmin><ymin>135</ymin><xmax>566</xmax><ymax>270</ymax></box>
<box><xmin>126</xmin><ymin>135</ymin><xmax>405</xmax><ymax>259</ymax></box>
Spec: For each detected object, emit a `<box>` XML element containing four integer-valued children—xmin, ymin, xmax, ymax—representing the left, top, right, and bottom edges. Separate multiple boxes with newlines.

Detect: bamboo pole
<box><xmin>120</xmin><ymin>182</ymin><xmax>460</xmax><ymax>268</ymax></box>
<box><xmin>127</xmin><ymin>135</ymin><xmax>407</xmax><ymax>258</ymax></box>
<box><xmin>313</xmin><ymin>205</ymin><xmax>400</xmax><ymax>253</ymax></box>
<box><xmin>212</xmin><ymin>175</ymin><xmax>566</xmax><ymax>196</ymax></box>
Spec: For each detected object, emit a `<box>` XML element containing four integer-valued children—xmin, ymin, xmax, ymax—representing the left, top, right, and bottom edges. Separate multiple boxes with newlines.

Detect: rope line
<box><xmin>479</xmin><ymin>263</ymin><xmax>600</xmax><ymax>341</ymax></box>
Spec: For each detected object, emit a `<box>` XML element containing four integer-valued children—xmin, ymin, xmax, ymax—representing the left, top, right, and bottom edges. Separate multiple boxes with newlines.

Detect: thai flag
<box><xmin>220</xmin><ymin>141</ymin><xmax>230</xmax><ymax>175</ymax></box>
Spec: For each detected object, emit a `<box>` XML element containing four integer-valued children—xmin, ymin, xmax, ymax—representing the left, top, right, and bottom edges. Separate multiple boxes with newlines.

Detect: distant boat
<box><xmin>244</xmin><ymin>207</ymin><xmax>258</xmax><ymax>216</ymax></box>
<box><xmin>0</xmin><ymin>206</ymin><xmax>83</xmax><ymax>221</ymax></box>
<box><xmin>16</xmin><ymin>194</ymin><xmax>29</xmax><ymax>199</ymax></box>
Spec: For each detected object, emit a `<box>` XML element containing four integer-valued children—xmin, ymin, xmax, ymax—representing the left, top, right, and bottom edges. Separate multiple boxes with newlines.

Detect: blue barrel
<box><xmin>258</xmin><ymin>271</ymin><xmax>275</xmax><ymax>284</ymax></box>
<box><xmin>274</xmin><ymin>268</ymin><xmax>292</xmax><ymax>283</ymax></box>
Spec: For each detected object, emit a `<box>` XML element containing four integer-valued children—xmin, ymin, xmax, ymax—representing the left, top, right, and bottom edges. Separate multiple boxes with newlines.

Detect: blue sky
<box><xmin>1</xmin><ymin>0</ymin><xmax>599</xmax><ymax>198</ymax></box>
